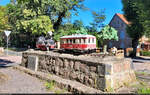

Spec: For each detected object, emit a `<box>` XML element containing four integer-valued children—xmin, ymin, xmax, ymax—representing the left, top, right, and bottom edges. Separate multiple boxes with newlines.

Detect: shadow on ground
<box><xmin>0</xmin><ymin>59</ymin><xmax>17</xmax><ymax>67</ymax></box>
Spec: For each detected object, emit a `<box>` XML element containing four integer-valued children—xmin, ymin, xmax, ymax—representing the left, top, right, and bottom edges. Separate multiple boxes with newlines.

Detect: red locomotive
<box><xmin>60</xmin><ymin>34</ymin><xmax>97</xmax><ymax>53</ymax></box>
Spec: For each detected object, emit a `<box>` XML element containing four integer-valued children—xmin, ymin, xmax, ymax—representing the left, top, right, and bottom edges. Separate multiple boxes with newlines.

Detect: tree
<box><xmin>99</xmin><ymin>25</ymin><xmax>118</xmax><ymax>53</ymax></box>
<box><xmin>122</xmin><ymin>0</ymin><xmax>146</xmax><ymax>57</ymax></box>
<box><xmin>0</xmin><ymin>6</ymin><xmax>11</xmax><ymax>47</ymax></box>
<box><xmin>53</xmin><ymin>22</ymin><xmax>87</xmax><ymax>41</ymax></box>
<box><xmin>16</xmin><ymin>0</ymin><xmax>86</xmax><ymax>31</ymax></box>
<box><xmin>0</xmin><ymin>6</ymin><xmax>10</xmax><ymax>32</ymax></box>
<box><xmin>90</xmin><ymin>9</ymin><xmax>106</xmax><ymax>31</ymax></box>
<box><xmin>6</xmin><ymin>1</ymin><xmax>54</xmax><ymax>47</ymax></box>
<box><xmin>73</xmin><ymin>20</ymin><xmax>84</xmax><ymax>30</ymax></box>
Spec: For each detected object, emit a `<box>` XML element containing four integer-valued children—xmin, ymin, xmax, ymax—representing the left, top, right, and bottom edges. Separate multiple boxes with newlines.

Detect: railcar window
<box><xmin>79</xmin><ymin>39</ymin><xmax>81</xmax><ymax>44</ymax></box>
<box><xmin>76</xmin><ymin>39</ymin><xmax>79</xmax><ymax>44</ymax></box>
<box><xmin>64</xmin><ymin>39</ymin><xmax>66</xmax><ymax>44</ymax></box>
<box><xmin>73</xmin><ymin>39</ymin><xmax>75</xmax><ymax>44</ymax></box>
<box><xmin>67</xmin><ymin>39</ymin><xmax>69</xmax><ymax>43</ymax></box>
<box><xmin>68</xmin><ymin>39</ymin><xmax>70</xmax><ymax>43</ymax></box>
<box><xmin>88</xmin><ymin>38</ymin><xmax>90</xmax><ymax>43</ymax></box>
<box><xmin>92</xmin><ymin>38</ymin><xmax>94</xmax><ymax>43</ymax></box>
<box><xmin>70</xmin><ymin>39</ymin><xmax>72</xmax><ymax>43</ymax></box>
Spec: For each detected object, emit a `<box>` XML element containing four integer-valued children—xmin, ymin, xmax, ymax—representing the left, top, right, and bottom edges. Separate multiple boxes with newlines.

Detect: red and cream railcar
<box><xmin>60</xmin><ymin>34</ymin><xmax>96</xmax><ymax>52</ymax></box>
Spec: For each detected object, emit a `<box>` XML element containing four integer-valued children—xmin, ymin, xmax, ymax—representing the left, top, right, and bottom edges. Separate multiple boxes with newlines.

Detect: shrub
<box><xmin>140</xmin><ymin>51</ymin><xmax>150</xmax><ymax>56</ymax></box>
<box><xmin>138</xmin><ymin>88</ymin><xmax>150</xmax><ymax>94</ymax></box>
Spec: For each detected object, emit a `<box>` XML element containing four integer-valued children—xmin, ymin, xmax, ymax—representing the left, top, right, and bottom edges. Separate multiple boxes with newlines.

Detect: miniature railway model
<box><xmin>36</xmin><ymin>36</ymin><xmax>55</xmax><ymax>51</ymax></box>
<box><xmin>60</xmin><ymin>34</ymin><xmax>97</xmax><ymax>53</ymax></box>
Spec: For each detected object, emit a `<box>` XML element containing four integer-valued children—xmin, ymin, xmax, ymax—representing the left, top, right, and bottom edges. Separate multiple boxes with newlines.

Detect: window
<box><xmin>120</xmin><ymin>31</ymin><xmax>125</xmax><ymax>39</ymax></box>
<box><xmin>73</xmin><ymin>39</ymin><xmax>75</xmax><ymax>43</ymax></box>
<box><xmin>64</xmin><ymin>39</ymin><xmax>66</xmax><ymax>44</ymax></box>
<box><xmin>83</xmin><ymin>39</ymin><xmax>86</xmax><ymax>44</ymax></box>
<box><xmin>88</xmin><ymin>38</ymin><xmax>90</xmax><ymax>43</ymax></box>
<box><xmin>79</xmin><ymin>39</ymin><xmax>81</xmax><ymax>44</ymax></box>
<box><xmin>92</xmin><ymin>38</ymin><xmax>94</xmax><ymax>43</ymax></box>
<box><xmin>70</xmin><ymin>39</ymin><xmax>72</xmax><ymax>44</ymax></box>
<box><xmin>76</xmin><ymin>39</ymin><xmax>79</xmax><ymax>44</ymax></box>
<box><xmin>81</xmin><ymin>39</ymin><xmax>84</xmax><ymax>44</ymax></box>
<box><xmin>67</xmin><ymin>39</ymin><xmax>69</xmax><ymax>43</ymax></box>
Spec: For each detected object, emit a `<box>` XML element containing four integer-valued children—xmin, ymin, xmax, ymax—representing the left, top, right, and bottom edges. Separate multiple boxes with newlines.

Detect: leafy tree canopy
<box><xmin>53</xmin><ymin>22</ymin><xmax>87</xmax><ymax>41</ymax></box>
<box><xmin>0</xmin><ymin>6</ymin><xmax>11</xmax><ymax>32</ymax></box>
<box><xmin>90</xmin><ymin>9</ymin><xmax>106</xmax><ymax>31</ymax></box>
<box><xmin>98</xmin><ymin>25</ymin><xmax>118</xmax><ymax>41</ymax></box>
<box><xmin>16</xmin><ymin>0</ymin><xmax>86</xmax><ymax>30</ymax></box>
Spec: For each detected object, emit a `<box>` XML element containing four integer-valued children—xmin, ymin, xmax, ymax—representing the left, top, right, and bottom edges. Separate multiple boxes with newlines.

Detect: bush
<box><xmin>138</xmin><ymin>88</ymin><xmax>150</xmax><ymax>94</ymax></box>
<box><xmin>140</xmin><ymin>51</ymin><xmax>150</xmax><ymax>56</ymax></box>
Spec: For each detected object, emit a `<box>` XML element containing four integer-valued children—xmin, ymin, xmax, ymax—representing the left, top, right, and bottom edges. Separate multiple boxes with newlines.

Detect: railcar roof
<box><xmin>60</xmin><ymin>34</ymin><xmax>96</xmax><ymax>39</ymax></box>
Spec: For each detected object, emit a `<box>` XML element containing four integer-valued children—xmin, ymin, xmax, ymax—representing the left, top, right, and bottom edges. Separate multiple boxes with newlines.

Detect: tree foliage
<box><xmin>0</xmin><ymin>6</ymin><xmax>10</xmax><ymax>32</ymax></box>
<box><xmin>122</xmin><ymin>0</ymin><xmax>150</xmax><ymax>57</ymax></box>
<box><xmin>99</xmin><ymin>25</ymin><xmax>118</xmax><ymax>53</ymax></box>
<box><xmin>90</xmin><ymin>9</ymin><xmax>106</xmax><ymax>31</ymax></box>
<box><xmin>99</xmin><ymin>25</ymin><xmax>118</xmax><ymax>41</ymax></box>
<box><xmin>53</xmin><ymin>22</ymin><xmax>87</xmax><ymax>41</ymax></box>
<box><xmin>16</xmin><ymin>0</ymin><xmax>86</xmax><ymax>30</ymax></box>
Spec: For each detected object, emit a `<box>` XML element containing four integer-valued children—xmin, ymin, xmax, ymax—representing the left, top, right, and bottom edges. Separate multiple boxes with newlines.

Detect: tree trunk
<box><xmin>132</xmin><ymin>39</ymin><xmax>138</xmax><ymax>58</ymax></box>
<box><xmin>53</xmin><ymin>10</ymin><xmax>66</xmax><ymax>31</ymax></box>
<box><xmin>103</xmin><ymin>44</ymin><xmax>107</xmax><ymax>54</ymax></box>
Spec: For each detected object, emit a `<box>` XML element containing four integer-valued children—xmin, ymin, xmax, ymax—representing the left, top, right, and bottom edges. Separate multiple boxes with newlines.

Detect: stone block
<box><xmin>80</xmin><ymin>64</ymin><xmax>89</xmax><ymax>74</ymax></box>
<box><xmin>69</xmin><ymin>60</ymin><xmax>74</xmax><ymax>69</ymax></box>
<box><xmin>88</xmin><ymin>78</ymin><xmax>94</xmax><ymax>86</ymax></box>
<box><xmin>105</xmin><ymin>64</ymin><xmax>112</xmax><ymax>75</ymax></box>
<box><xmin>97</xmin><ymin>65</ymin><xmax>105</xmax><ymax>76</ymax></box>
<box><xmin>74</xmin><ymin>61</ymin><xmax>80</xmax><ymax>71</ymax></box>
<box><xmin>70</xmin><ymin>72</ymin><xmax>78</xmax><ymax>80</ymax></box>
<box><xmin>97</xmin><ymin>77</ymin><xmax>105</xmax><ymax>91</ymax></box>
<box><xmin>64</xmin><ymin>59</ymin><xmax>69</xmax><ymax>68</ymax></box>
<box><xmin>54</xmin><ymin>66</ymin><xmax>59</xmax><ymax>75</ymax></box>
<box><xmin>90</xmin><ymin>66</ymin><xmax>96</xmax><ymax>72</ymax></box>
<box><xmin>84</xmin><ymin>76</ymin><xmax>89</xmax><ymax>85</ymax></box>
<box><xmin>59</xmin><ymin>58</ymin><xmax>64</xmax><ymax>67</ymax></box>
<box><xmin>27</xmin><ymin>56</ymin><xmax>38</xmax><ymax>71</ymax></box>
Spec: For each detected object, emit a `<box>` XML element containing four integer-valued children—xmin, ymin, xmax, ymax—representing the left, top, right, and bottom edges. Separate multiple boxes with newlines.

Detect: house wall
<box><xmin>108</xmin><ymin>15</ymin><xmax>132</xmax><ymax>49</ymax></box>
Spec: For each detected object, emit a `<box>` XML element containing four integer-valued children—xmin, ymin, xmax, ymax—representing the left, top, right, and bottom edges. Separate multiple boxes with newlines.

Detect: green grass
<box><xmin>45</xmin><ymin>81</ymin><xmax>55</xmax><ymax>91</ymax></box>
<box><xmin>140</xmin><ymin>50</ymin><xmax>150</xmax><ymax>56</ymax></box>
<box><xmin>137</xmin><ymin>87</ymin><xmax>150</xmax><ymax>94</ymax></box>
<box><xmin>55</xmin><ymin>88</ymin><xmax>68</xmax><ymax>94</ymax></box>
<box><xmin>135</xmin><ymin>71</ymin><xmax>149</xmax><ymax>76</ymax></box>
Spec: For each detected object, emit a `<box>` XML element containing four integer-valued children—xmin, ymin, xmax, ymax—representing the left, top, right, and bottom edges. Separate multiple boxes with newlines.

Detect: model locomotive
<box><xmin>36</xmin><ymin>36</ymin><xmax>55</xmax><ymax>51</ymax></box>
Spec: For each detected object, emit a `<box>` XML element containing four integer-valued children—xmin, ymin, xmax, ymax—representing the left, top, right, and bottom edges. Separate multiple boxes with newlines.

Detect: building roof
<box><xmin>116</xmin><ymin>13</ymin><xmax>130</xmax><ymax>25</ymax></box>
<box><xmin>60</xmin><ymin>34</ymin><xmax>96</xmax><ymax>39</ymax></box>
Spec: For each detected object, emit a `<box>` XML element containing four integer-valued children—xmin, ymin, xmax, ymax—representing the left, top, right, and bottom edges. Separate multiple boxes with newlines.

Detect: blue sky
<box><xmin>0</xmin><ymin>0</ymin><xmax>123</xmax><ymax>26</ymax></box>
<box><xmin>71</xmin><ymin>0</ymin><xmax>123</xmax><ymax>26</ymax></box>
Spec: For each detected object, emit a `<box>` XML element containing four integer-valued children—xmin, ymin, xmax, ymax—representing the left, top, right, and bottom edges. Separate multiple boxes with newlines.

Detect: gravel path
<box><xmin>0</xmin><ymin>67</ymin><xmax>49</xmax><ymax>93</ymax></box>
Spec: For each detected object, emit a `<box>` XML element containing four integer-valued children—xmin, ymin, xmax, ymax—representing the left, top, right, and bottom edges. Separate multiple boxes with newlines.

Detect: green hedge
<box><xmin>140</xmin><ymin>51</ymin><xmax>150</xmax><ymax>56</ymax></box>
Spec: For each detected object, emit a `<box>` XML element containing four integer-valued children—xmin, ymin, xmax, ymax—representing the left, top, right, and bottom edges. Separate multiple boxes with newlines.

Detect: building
<box><xmin>108</xmin><ymin>13</ymin><xmax>150</xmax><ymax>52</ymax></box>
<box><xmin>108</xmin><ymin>13</ymin><xmax>132</xmax><ymax>49</ymax></box>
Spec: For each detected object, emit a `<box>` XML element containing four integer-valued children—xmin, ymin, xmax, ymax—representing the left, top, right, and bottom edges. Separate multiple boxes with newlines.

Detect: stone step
<box><xmin>13</xmin><ymin>66</ymin><xmax>103</xmax><ymax>94</ymax></box>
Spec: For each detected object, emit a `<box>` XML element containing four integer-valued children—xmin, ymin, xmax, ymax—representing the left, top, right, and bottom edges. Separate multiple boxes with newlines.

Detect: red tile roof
<box><xmin>116</xmin><ymin>13</ymin><xmax>131</xmax><ymax>25</ymax></box>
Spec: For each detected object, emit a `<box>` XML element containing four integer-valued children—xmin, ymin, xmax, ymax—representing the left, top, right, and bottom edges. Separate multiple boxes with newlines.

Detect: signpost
<box><xmin>4</xmin><ymin>30</ymin><xmax>11</xmax><ymax>55</ymax></box>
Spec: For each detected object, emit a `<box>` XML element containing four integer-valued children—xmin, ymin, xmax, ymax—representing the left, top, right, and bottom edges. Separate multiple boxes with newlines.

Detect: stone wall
<box><xmin>21</xmin><ymin>51</ymin><xmax>136</xmax><ymax>91</ymax></box>
<box><xmin>0</xmin><ymin>47</ymin><xmax>4</xmax><ymax>53</ymax></box>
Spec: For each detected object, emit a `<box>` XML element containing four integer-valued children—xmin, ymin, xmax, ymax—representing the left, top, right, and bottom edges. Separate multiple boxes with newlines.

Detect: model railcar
<box><xmin>60</xmin><ymin>34</ymin><xmax>97</xmax><ymax>53</ymax></box>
